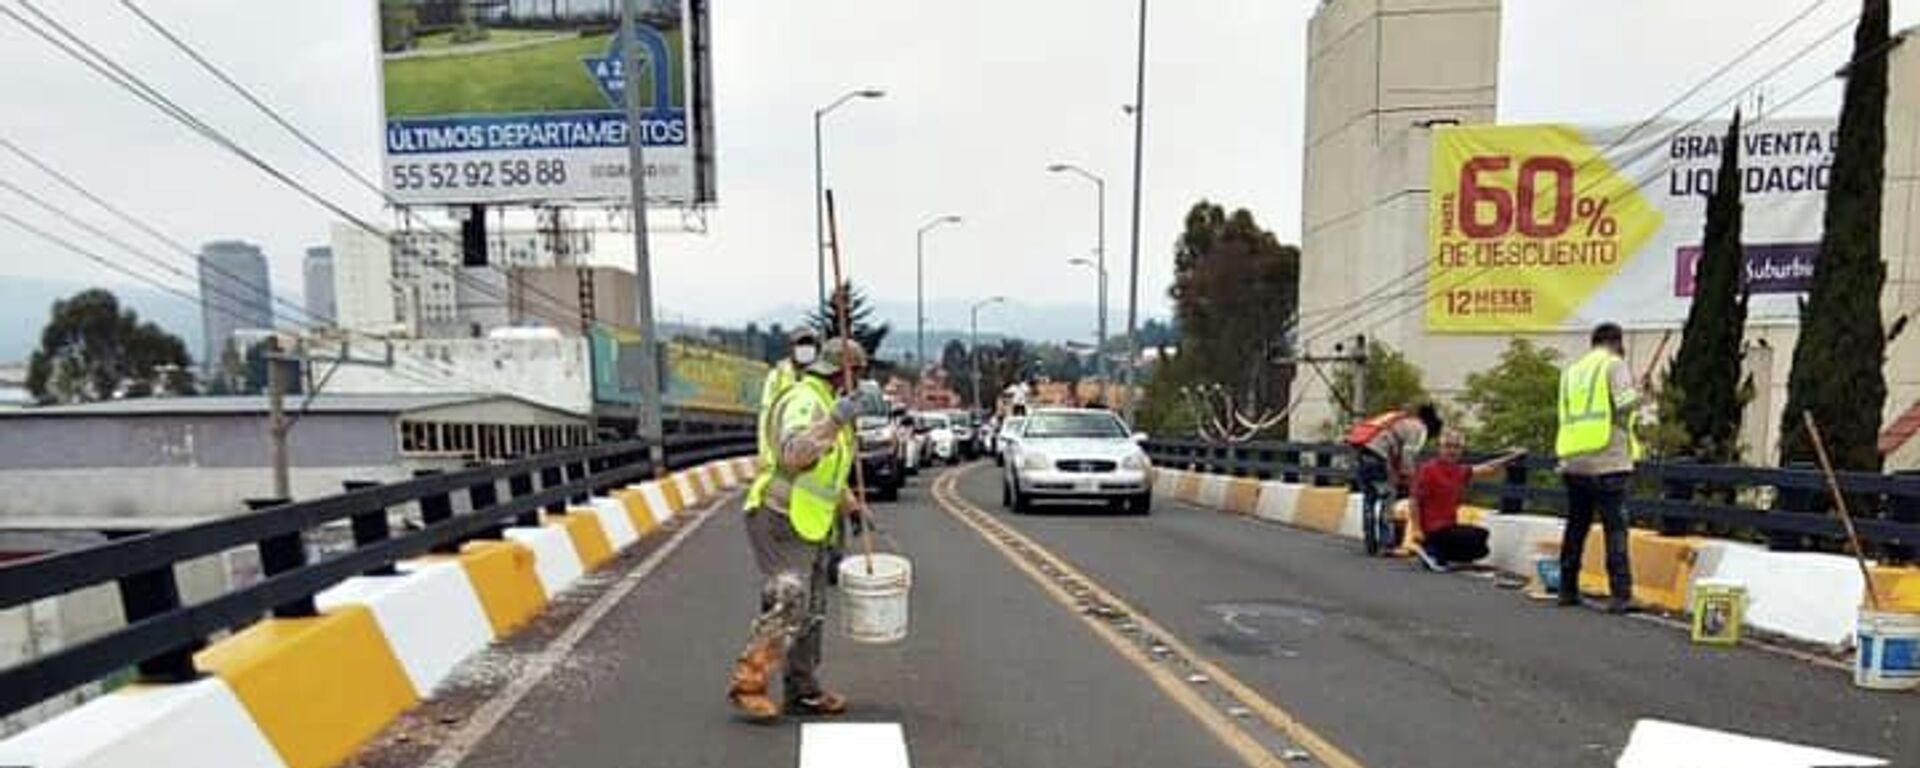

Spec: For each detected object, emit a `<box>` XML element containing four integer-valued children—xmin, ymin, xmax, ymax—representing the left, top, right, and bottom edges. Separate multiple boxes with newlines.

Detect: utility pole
<box><xmin>266</xmin><ymin>337</ymin><xmax>290</xmax><ymax>500</ymax></box>
<box><xmin>1274</xmin><ymin>333</ymin><xmax>1369</xmax><ymax>425</ymax></box>
<box><xmin>624</xmin><ymin>0</ymin><xmax>665</xmax><ymax>469</ymax></box>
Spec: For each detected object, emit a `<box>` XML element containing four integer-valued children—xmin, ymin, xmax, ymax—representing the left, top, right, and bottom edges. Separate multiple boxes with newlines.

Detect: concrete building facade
<box><xmin>1296</xmin><ymin>0</ymin><xmax>1920</xmax><ymax>465</ymax></box>
<box><xmin>196</xmin><ymin>240</ymin><xmax>273</xmax><ymax>372</ymax></box>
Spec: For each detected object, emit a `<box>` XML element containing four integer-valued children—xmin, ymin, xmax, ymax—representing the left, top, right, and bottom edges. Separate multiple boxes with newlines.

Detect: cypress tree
<box><xmin>1779</xmin><ymin>0</ymin><xmax>1890</xmax><ymax>471</ymax></box>
<box><xmin>1665</xmin><ymin>112</ymin><xmax>1749</xmax><ymax>464</ymax></box>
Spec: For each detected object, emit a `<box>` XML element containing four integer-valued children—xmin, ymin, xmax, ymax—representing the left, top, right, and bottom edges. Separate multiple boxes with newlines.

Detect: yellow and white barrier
<box><xmin>0</xmin><ymin>459</ymin><xmax>747</xmax><ymax>768</ymax></box>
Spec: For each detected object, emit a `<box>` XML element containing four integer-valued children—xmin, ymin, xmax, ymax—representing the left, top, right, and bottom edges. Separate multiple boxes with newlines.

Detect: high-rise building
<box><xmin>303</xmin><ymin>246</ymin><xmax>336</xmax><ymax>326</ymax></box>
<box><xmin>197</xmin><ymin>241</ymin><xmax>273</xmax><ymax>372</ymax></box>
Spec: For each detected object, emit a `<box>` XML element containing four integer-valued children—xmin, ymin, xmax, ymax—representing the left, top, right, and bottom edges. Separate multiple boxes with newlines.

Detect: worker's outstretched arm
<box><xmin>776</xmin><ymin>393</ymin><xmax>857</xmax><ymax>472</ymax></box>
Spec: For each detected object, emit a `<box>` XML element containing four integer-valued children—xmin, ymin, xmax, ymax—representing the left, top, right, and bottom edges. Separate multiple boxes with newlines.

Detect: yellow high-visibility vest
<box><xmin>746</xmin><ymin>361</ymin><xmax>798</xmax><ymax>510</ymax></box>
<box><xmin>1556</xmin><ymin>348</ymin><xmax>1641</xmax><ymax>460</ymax></box>
<box><xmin>749</xmin><ymin>376</ymin><xmax>851</xmax><ymax>543</ymax></box>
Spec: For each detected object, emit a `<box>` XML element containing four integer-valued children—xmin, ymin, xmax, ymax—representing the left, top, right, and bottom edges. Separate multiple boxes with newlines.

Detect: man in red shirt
<box><xmin>1410</xmin><ymin>430</ymin><xmax>1525</xmax><ymax>572</ymax></box>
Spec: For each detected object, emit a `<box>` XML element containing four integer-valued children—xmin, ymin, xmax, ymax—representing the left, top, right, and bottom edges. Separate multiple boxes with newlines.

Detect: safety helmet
<box><xmin>788</xmin><ymin>326</ymin><xmax>821</xmax><ymax>343</ymax></box>
<box><xmin>807</xmin><ymin>337</ymin><xmax>868</xmax><ymax>377</ymax></box>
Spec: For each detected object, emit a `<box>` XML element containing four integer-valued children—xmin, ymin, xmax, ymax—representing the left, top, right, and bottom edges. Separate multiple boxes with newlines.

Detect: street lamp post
<box><xmin>1124</xmin><ymin>0</ymin><xmax>1149</xmax><ymax>426</ymax></box>
<box><xmin>814</xmin><ymin>89</ymin><xmax>885</xmax><ymax>308</ymax></box>
<box><xmin>970</xmin><ymin>296</ymin><xmax>1006</xmax><ymax>409</ymax></box>
<box><xmin>1067</xmin><ymin>257</ymin><xmax>1108</xmax><ymax>401</ymax></box>
<box><xmin>1047</xmin><ymin>164</ymin><xmax>1106</xmax><ymax>385</ymax></box>
<box><xmin>915</xmin><ymin>214</ymin><xmax>963</xmax><ymax>386</ymax></box>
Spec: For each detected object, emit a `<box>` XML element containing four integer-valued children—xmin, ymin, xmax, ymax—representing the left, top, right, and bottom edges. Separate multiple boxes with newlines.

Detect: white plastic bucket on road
<box><xmin>1855</xmin><ymin>609</ymin><xmax>1920</xmax><ymax>691</ymax></box>
<box><xmin>838</xmin><ymin>553</ymin><xmax>912</xmax><ymax>645</ymax></box>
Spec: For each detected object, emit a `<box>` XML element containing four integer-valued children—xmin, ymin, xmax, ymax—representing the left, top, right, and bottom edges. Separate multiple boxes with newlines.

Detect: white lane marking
<box><xmin>1615</xmin><ymin>719</ymin><xmax>1886</xmax><ymax>768</ymax></box>
<box><xmin>799</xmin><ymin>722</ymin><xmax>912</xmax><ymax>768</ymax></box>
<box><xmin>417</xmin><ymin>492</ymin><xmax>732</xmax><ymax>768</ymax></box>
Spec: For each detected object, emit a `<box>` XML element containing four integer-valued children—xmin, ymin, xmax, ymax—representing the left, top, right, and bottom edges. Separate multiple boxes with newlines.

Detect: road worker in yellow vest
<box><xmin>749</xmin><ymin>326</ymin><xmax>821</xmax><ymax>502</ymax></box>
<box><xmin>1555</xmin><ymin>322</ymin><xmax>1646</xmax><ymax>614</ymax></box>
<box><xmin>730</xmin><ymin>337</ymin><xmax>868</xmax><ymax>721</ymax></box>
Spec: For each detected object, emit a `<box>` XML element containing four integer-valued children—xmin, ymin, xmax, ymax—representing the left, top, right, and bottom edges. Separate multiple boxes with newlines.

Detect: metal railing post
<box><xmin>508</xmin><ymin>462</ymin><xmax>540</xmax><ymax>527</ymax></box>
<box><xmin>414</xmin><ymin>469</ymin><xmax>460</xmax><ymax>554</ymax></box>
<box><xmin>1282</xmin><ymin>446</ymin><xmax>1300</xmax><ymax>484</ymax></box>
<box><xmin>566</xmin><ymin>459</ymin><xmax>589</xmax><ymax>504</ymax></box>
<box><xmin>1500</xmin><ymin>460</ymin><xmax>1528</xmax><ymax>515</ymax></box>
<box><xmin>246</xmin><ymin>498</ymin><xmax>317</xmax><ymax>618</ymax></box>
<box><xmin>342</xmin><ymin>480</ymin><xmax>398</xmax><ymax>576</ymax></box>
<box><xmin>112</xmin><ymin>531</ymin><xmax>202</xmax><ymax>682</ymax></box>
<box><xmin>1656</xmin><ymin>460</ymin><xmax>1695</xmax><ymax>537</ymax></box>
<box><xmin>1768</xmin><ymin>463</ymin><xmax>1816</xmax><ymax>552</ymax></box>
<box><xmin>1313</xmin><ymin>450</ymin><xmax>1333</xmax><ymax>488</ymax></box>
<box><xmin>541</xmin><ymin>463</ymin><xmax>567</xmax><ymax>515</ymax></box>
<box><xmin>466</xmin><ymin>462</ymin><xmax>503</xmax><ymax>540</ymax></box>
<box><xmin>1888</xmin><ymin>471</ymin><xmax>1920</xmax><ymax>565</ymax></box>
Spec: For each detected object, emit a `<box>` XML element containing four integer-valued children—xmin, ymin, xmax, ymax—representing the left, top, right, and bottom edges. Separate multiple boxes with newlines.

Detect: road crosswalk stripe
<box><xmin>798</xmin><ymin>722</ymin><xmax>912</xmax><ymax>768</ymax></box>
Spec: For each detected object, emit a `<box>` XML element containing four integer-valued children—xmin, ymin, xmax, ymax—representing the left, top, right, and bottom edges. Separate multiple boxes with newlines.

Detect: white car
<box><xmin>1002</xmin><ymin>408</ymin><xmax>1152</xmax><ymax>515</ymax></box>
<box><xmin>918</xmin><ymin>412</ymin><xmax>960</xmax><ymax>465</ymax></box>
<box><xmin>992</xmin><ymin>415</ymin><xmax>1026</xmax><ymax>467</ymax></box>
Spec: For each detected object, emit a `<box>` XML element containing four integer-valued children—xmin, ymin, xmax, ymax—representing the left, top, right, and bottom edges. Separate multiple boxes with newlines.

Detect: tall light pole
<box><xmin>1068</xmin><ymin>257</ymin><xmax>1108</xmax><ymax>397</ymax></box>
<box><xmin>814</xmin><ymin>89</ymin><xmax>885</xmax><ymax>308</ymax></box>
<box><xmin>970</xmin><ymin>296</ymin><xmax>1006</xmax><ymax>409</ymax></box>
<box><xmin>916</xmin><ymin>214</ymin><xmax>963</xmax><ymax>380</ymax></box>
<box><xmin>623</xmin><ymin>0</ymin><xmax>664</xmax><ymax>462</ymax></box>
<box><xmin>1123</xmin><ymin>0</ymin><xmax>1149</xmax><ymax>425</ymax></box>
<box><xmin>1047</xmin><ymin>163</ymin><xmax>1106</xmax><ymax>384</ymax></box>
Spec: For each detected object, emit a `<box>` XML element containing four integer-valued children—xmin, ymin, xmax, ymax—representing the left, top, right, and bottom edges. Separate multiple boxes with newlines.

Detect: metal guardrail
<box><xmin>0</xmin><ymin>432</ymin><xmax>754</xmax><ymax>719</ymax></box>
<box><xmin>1144</xmin><ymin>438</ymin><xmax>1920</xmax><ymax>562</ymax></box>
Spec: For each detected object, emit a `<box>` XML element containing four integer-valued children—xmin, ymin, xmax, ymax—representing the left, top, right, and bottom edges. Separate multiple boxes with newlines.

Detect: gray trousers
<box><xmin>744</xmin><ymin>509</ymin><xmax>832</xmax><ymax>699</ymax></box>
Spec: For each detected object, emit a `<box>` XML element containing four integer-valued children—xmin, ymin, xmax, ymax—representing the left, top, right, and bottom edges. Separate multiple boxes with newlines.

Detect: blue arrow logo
<box><xmin>583</xmin><ymin>26</ymin><xmax>677</xmax><ymax>116</ymax></box>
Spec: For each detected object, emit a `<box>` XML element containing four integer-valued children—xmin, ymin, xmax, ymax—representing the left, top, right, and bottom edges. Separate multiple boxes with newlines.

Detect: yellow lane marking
<box><xmin>932</xmin><ymin>467</ymin><xmax>1367</xmax><ymax>768</ymax></box>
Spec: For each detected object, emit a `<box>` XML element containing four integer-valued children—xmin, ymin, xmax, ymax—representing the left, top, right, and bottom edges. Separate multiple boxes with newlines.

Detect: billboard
<box><xmin>590</xmin><ymin>328</ymin><xmax>768</xmax><ymax>414</ymax></box>
<box><xmin>1426</xmin><ymin>119</ymin><xmax>1836</xmax><ymax>333</ymax></box>
<box><xmin>663</xmin><ymin>341</ymin><xmax>768</xmax><ymax>415</ymax></box>
<box><xmin>377</xmin><ymin>0</ymin><xmax>712</xmax><ymax>205</ymax></box>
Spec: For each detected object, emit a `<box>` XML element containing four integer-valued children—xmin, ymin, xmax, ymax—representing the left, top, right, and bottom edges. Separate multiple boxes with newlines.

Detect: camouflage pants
<box><xmin>743</xmin><ymin>508</ymin><xmax>832</xmax><ymax>699</ymax></box>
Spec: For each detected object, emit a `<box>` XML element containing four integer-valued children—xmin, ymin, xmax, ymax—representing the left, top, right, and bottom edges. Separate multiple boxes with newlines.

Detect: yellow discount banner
<box><xmin>1427</xmin><ymin>124</ymin><xmax>1665</xmax><ymax>332</ymax></box>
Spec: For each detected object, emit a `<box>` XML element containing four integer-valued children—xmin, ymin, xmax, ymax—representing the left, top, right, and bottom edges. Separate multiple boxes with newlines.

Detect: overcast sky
<box><xmin>0</xmin><ymin>0</ymin><xmax>1912</xmax><ymax>338</ymax></box>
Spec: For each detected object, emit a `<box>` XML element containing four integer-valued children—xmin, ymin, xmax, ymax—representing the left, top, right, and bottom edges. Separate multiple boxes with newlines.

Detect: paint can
<box><xmin>1855</xmin><ymin>609</ymin><xmax>1920</xmax><ymax>691</ymax></box>
<box><xmin>1689</xmin><ymin>579</ymin><xmax>1746</xmax><ymax>646</ymax></box>
<box><xmin>839</xmin><ymin>553</ymin><xmax>913</xmax><ymax>645</ymax></box>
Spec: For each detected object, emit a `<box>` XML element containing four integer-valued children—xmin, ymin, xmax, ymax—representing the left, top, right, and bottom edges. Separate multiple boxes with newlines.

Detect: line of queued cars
<box><xmin>846</xmin><ymin>383</ymin><xmax>1153</xmax><ymax>515</ymax></box>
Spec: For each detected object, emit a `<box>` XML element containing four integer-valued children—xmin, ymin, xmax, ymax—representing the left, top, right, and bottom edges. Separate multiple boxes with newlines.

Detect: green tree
<box><xmin>940</xmin><ymin>339</ymin><xmax>975</xmax><ymax>405</ymax></box>
<box><xmin>1779</xmin><ymin>0</ymin><xmax>1891</xmax><ymax>471</ymax></box>
<box><xmin>26</xmin><ymin>289</ymin><xmax>195</xmax><ymax>404</ymax></box>
<box><xmin>976</xmin><ymin>339</ymin><xmax>1031</xmax><ymax>405</ymax></box>
<box><xmin>1665</xmin><ymin>112</ymin><xmax>1753</xmax><ymax>464</ymax></box>
<box><xmin>808</xmin><ymin>283</ymin><xmax>891</xmax><ymax>359</ymax></box>
<box><xmin>1459</xmin><ymin>339</ymin><xmax>1562</xmax><ymax>455</ymax></box>
<box><xmin>1146</xmin><ymin>201</ymin><xmax>1299</xmax><ymax>436</ymax></box>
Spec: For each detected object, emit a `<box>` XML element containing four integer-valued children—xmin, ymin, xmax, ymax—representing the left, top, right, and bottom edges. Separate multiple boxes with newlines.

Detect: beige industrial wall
<box><xmin>1296</xmin><ymin>0</ymin><xmax>1920</xmax><ymax>466</ymax></box>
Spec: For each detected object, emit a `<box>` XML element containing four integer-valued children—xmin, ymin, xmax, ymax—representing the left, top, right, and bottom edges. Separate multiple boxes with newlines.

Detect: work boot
<box><xmin>1606</xmin><ymin>598</ymin><xmax>1636</xmax><ymax>615</ymax></box>
<box><xmin>727</xmin><ymin>640</ymin><xmax>783</xmax><ymax>721</ymax></box>
<box><xmin>1555</xmin><ymin>590</ymin><xmax>1580</xmax><ymax>607</ymax></box>
<box><xmin>786</xmin><ymin>689</ymin><xmax>850</xmax><ymax>716</ymax></box>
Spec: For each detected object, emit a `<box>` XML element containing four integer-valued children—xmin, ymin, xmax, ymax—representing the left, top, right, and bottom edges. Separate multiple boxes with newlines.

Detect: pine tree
<box><xmin>1779</xmin><ymin>0</ymin><xmax>1890</xmax><ymax>471</ymax></box>
<box><xmin>1667</xmin><ymin>112</ymin><xmax>1751</xmax><ymax>464</ymax></box>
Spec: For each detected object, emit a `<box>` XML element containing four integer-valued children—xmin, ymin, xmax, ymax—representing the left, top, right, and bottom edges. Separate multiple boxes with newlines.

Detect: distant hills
<box><xmin>0</xmin><ymin>277</ymin><xmax>204</xmax><ymax>364</ymax></box>
<box><xmin>754</xmin><ymin>297</ymin><xmax>1162</xmax><ymax>358</ymax></box>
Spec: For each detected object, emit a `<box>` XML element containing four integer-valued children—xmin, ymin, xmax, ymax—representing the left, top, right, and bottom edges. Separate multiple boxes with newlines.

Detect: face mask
<box><xmin>792</xmin><ymin>344</ymin><xmax>819</xmax><ymax>366</ymax></box>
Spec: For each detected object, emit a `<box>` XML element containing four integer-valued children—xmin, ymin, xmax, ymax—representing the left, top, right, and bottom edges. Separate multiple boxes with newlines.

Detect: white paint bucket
<box><xmin>1854</xmin><ymin>609</ymin><xmax>1920</xmax><ymax>691</ymax></box>
<box><xmin>838</xmin><ymin>553</ymin><xmax>912</xmax><ymax>645</ymax></box>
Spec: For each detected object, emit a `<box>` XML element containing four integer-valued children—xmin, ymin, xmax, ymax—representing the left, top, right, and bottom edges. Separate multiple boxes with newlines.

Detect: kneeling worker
<box><xmin>1409</xmin><ymin>430</ymin><xmax>1525</xmax><ymax>572</ymax></box>
<box><xmin>730</xmin><ymin>337</ymin><xmax>869</xmax><ymax>720</ymax></box>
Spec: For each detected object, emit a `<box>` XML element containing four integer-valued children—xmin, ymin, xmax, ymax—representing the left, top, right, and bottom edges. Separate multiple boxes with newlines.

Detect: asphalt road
<box><xmin>951</xmin><ymin>464</ymin><xmax>1920</xmax><ymax>767</ymax></box>
<box><xmin>443</xmin><ymin>471</ymin><xmax>1246</xmax><ymax>768</ymax></box>
<box><xmin>411</xmin><ymin>463</ymin><xmax>1919</xmax><ymax>768</ymax></box>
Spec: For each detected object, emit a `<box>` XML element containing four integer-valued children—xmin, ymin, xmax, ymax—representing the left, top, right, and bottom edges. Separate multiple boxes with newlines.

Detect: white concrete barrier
<box><xmin>1150</xmin><ymin>469</ymin><xmax>1183</xmax><ymax>500</ymax></box>
<box><xmin>317</xmin><ymin>561</ymin><xmax>494</xmax><ymax>697</ymax></box>
<box><xmin>1195</xmin><ymin>474</ymin><xmax>1229</xmax><ymax>510</ymax></box>
<box><xmin>586</xmin><ymin>497</ymin><xmax>641</xmax><ymax>550</ymax></box>
<box><xmin>634</xmin><ymin>481</ymin><xmax>676</xmax><ymax>523</ymax></box>
<box><xmin>1483</xmin><ymin>514</ymin><xmax>1566</xmax><ymax>576</ymax></box>
<box><xmin>504</xmin><ymin>526</ymin><xmax>585</xmax><ymax>599</ymax></box>
<box><xmin>1254</xmin><ymin>481</ymin><xmax>1301</xmax><ymax>524</ymax></box>
<box><xmin>1335</xmin><ymin>493</ymin><xmax>1366</xmax><ymax>539</ymax></box>
<box><xmin>0</xmin><ymin>678</ymin><xmax>286</xmax><ymax>768</ymax></box>
<box><xmin>1693</xmin><ymin>542</ymin><xmax>1868</xmax><ymax>646</ymax></box>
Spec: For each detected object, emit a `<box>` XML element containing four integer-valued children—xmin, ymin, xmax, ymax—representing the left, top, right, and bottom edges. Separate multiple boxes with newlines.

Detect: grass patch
<box><xmin>384</xmin><ymin>32</ymin><xmax>685</xmax><ymax>116</ymax></box>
